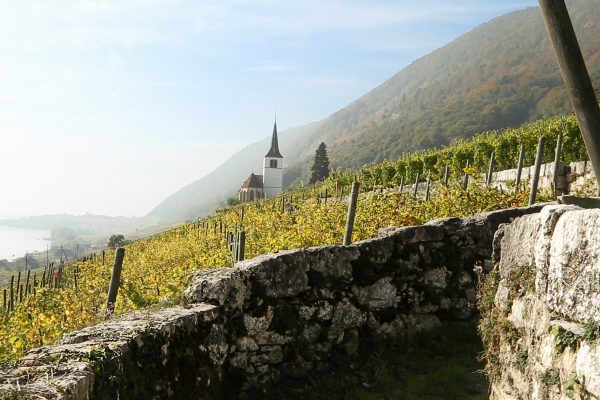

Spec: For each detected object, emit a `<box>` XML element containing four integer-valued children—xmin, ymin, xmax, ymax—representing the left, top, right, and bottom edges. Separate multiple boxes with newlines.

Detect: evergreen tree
<box><xmin>310</xmin><ymin>142</ymin><xmax>330</xmax><ymax>184</ymax></box>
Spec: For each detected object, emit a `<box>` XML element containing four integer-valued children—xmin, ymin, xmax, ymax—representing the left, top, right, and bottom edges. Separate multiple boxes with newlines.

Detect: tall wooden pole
<box><xmin>343</xmin><ymin>181</ymin><xmax>360</xmax><ymax>246</ymax></box>
<box><xmin>538</xmin><ymin>0</ymin><xmax>600</xmax><ymax>187</ymax></box>
<box><xmin>106</xmin><ymin>248</ymin><xmax>125</xmax><ymax>313</ymax></box>
<box><xmin>529</xmin><ymin>137</ymin><xmax>546</xmax><ymax>206</ymax></box>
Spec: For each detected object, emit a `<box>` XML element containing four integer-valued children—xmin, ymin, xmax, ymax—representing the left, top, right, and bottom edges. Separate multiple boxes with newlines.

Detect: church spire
<box><xmin>265</xmin><ymin>118</ymin><xmax>283</xmax><ymax>158</ymax></box>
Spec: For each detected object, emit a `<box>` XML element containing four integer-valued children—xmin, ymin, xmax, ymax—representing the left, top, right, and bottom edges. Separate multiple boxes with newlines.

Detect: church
<box><xmin>238</xmin><ymin>120</ymin><xmax>283</xmax><ymax>202</ymax></box>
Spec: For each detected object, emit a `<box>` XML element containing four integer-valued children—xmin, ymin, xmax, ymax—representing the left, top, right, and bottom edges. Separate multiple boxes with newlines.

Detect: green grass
<box><xmin>263</xmin><ymin>322</ymin><xmax>488</xmax><ymax>400</ymax></box>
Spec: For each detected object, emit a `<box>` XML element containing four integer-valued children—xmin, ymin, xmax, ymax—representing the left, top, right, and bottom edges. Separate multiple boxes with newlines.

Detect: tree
<box><xmin>310</xmin><ymin>142</ymin><xmax>330</xmax><ymax>184</ymax></box>
<box><xmin>108</xmin><ymin>234</ymin><xmax>125</xmax><ymax>249</ymax></box>
<box><xmin>227</xmin><ymin>196</ymin><xmax>240</xmax><ymax>207</ymax></box>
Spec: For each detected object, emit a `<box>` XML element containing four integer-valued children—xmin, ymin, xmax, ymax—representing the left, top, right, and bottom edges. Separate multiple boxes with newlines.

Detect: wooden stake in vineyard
<box><xmin>553</xmin><ymin>133</ymin><xmax>563</xmax><ymax>197</ymax></box>
<box><xmin>515</xmin><ymin>144</ymin><xmax>525</xmax><ymax>192</ymax></box>
<box><xmin>486</xmin><ymin>152</ymin><xmax>495</xmax><ymax>186</ymax></box>
<box><xmin>343</xmin><ymin>180</ymin><xmax>360</xmax><ymax>246</ymax></box>
<box><xmin>443</xmin><ymin>165</ymin><xmax>450</xmax><ymax>186</ymax></box>
<box><xmin>413</xmin><ymin>173</ymin><xmax>420</xmax><ymax>199</ymax></box>
<box><xmin>529</xmin><ymin>136</ymin><xmax>546</xmax><ymax>206</ymax></box>
<box><xmin>538</xmin><ymin>0</ymin><xmax>600</xmax><ymax>189</ymax></box>
<box><xmin>462</xmin><ymin>160</ymin><xmax>470</xmax><ymax>191</ymax></box>
<box><xmin>106</xmin><ymin>248</ymin><xmax>125</xmax><ymax>314</ymax></box>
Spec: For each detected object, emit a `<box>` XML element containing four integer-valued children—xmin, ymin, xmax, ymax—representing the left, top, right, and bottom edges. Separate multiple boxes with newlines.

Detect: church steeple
<box><xmin>262</xmin><ymin>116</ymin><xmax>284</xmax><ymax>198</ymax></box>
<box><xmin>265</xmin><ymin>120</ymin><xmax>283</xmax><ymax>158</ymax></box>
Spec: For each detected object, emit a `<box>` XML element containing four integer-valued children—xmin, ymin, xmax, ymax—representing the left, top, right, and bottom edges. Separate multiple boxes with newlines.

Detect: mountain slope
<box><xmin>148</xmin><ymin>120</ymin><xmax>324</xmax><ymax>222</ymax></box>
<box><xmin>294</xmin><ymin>0</ymin><xmax>600</xmax><ymax>175</ymax></box>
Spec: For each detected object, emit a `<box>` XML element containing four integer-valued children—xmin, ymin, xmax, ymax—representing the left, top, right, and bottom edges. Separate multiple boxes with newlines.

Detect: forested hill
<box><xmin>293</xmin><ymin>0</ymin><xmax>600</xmax><ymax>176</ymax></box>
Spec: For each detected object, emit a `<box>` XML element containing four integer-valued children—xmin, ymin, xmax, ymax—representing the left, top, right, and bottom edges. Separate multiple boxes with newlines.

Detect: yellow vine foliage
<box><xmin>0</xmin><ymin>181</ymin><xmax>540</xmax><ymax>361</ymax></box>
<box><xmin>0</xmin><ymin>115</ymin><xmax>572</xmax><ymax>361</ymax></box>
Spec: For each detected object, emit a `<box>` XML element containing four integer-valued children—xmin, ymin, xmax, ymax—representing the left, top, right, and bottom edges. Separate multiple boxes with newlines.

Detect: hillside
<box><xmin>291</xmin><ymin>0</ymin><xmax>600</xmax><ymax>179</ymax></box>
<box><xmin>150</xmin><ymin>0</ymin><xmax>600</xmax><ymax>222</ymax></box>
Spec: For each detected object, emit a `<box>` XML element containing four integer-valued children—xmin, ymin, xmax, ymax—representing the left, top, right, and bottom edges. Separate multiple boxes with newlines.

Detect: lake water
<box><xmin>0</xmin><ymin>226</ymin><xmax>52</xmax><ymax>261</ymax></box>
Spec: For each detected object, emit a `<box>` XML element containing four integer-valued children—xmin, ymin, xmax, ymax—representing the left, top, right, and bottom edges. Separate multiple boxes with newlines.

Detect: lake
<box><xmin>0</xmin><ymin>226</ymin><xmax>52</xmax><ymax>261</ymax></box>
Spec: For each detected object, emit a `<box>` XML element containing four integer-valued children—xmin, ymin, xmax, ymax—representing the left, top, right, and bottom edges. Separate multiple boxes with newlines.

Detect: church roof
<box><xmin>265</xmin><ymin>121</ymin><xmax>283</xmax><ymax>158</ymax></box>
<box><xmin>241</xmin><ymin>173</ymin><xmax>263</xmax><ymax>189</ymax></box>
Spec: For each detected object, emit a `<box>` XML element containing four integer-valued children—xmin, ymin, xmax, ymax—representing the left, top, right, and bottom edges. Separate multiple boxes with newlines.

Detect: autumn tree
<box><xmin>310</xmin><ymin>142</ymin><xmax>330</xmax><ymax>184</ymax></box>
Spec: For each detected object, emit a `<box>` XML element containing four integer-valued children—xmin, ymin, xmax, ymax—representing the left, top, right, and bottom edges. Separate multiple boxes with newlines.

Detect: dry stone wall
<box><xmin>397</xmin><ymin>160</ymin><xmax>597</xmax><ymax>198</ymax></box>
<box><xmin>488</xmin><ymin>204</ymin><xmax>600</xmax><ymax>399</ymax></box>
<box><xmin>0</xmin><ymin>204</ymin><xmax>546</xmax><ymax>400</ymax></box>
<box><xmin>489</xmin><ymin>160</ymin><xmax>598</xmax><ymax>196</ymax></box>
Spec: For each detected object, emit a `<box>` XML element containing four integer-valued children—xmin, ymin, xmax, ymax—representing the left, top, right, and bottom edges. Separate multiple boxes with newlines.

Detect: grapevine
<box><xmin>0</xmin><ymin>115</ymin><xmax>579</xmax><ymax>361</ymax></box>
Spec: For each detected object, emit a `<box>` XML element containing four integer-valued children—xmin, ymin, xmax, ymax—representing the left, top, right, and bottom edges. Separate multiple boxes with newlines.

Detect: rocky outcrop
<box><xmin>486</xmin><ymin>204</ymin><xmax>600</xmax><ymax>400</ymax></box>
<box><xmin>0</xmin><ymin>204</ymin><xmax>546</xmax><ymax>399</ymax></box>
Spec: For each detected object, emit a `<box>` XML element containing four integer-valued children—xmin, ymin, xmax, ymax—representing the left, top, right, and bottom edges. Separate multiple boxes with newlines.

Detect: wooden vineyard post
<box><xmin>399</xmin><ymin>176</ymin><xmax>405</xmax><ymax>193</ymax></box>
<box><xmin>443</xmin><ymin>165</ymin><xmax>450</xmax><ymax>186</ymax></box>
<box><xmin>425</xmin><ymin>177</ymin><xmax>431</xmax><ymax>201</ymax></box>
<box><xmin>2</xmin><ymin>289</ymin><xmax>5</xmax><ymax>310</ymax></box>
<box><xmin>539</xmin><ymin>0</ymin><xmax>600</xmax><ymax>190</ymax></box>
<box><xmin>9</xmin><ymin>276</ymin><xmax>14</xmax><ymax>312</ymax></box>
<box><xmin>529</xmin><ymin>136</ymin><xmax>546</xmax><ymax>206</ymax></box>
<box><xmin>16</xmin><ymin>272</ymin><xmax>21</xmax><ymax>302</ymax></box>
<box><xmin>413</xmin><ymin>173</ymin><xmax>420</xmax><ymax>199</ymax></box>
<box><xmin>486</xmin><ymin>152</ymin><xmax>495</xmax><ymax>186</ymax></box>
<box><xmin>324</xmin><ymin>189</ymin><xmax>328</xmax><ymax>204</ymax></box>
<box><xmin>25</xmin><ymin>270</ymin><xmax>30</xmax><ymax>296</ymax></box>
<box><xmin>462</xmin><ymin>160</ymin><xmax>470</xmax><ymax>191</ymax></box>
<box><xmin>553</xmin><ymin>133</ymin><xmax>563</xmax><ymax>196</ymax></box>
<box><xmin>106</xmin><ymin>248</ymin><xmax>125</xmax><ymax>313</ymax></box>
<box><xmin>343</xmin><ymin>181</ymin><xmax>360</xmax><ymax>246</ymax></box>
<box><xmin>515</xmin><ymin>144</ymin><xmax>525</xmax><ymax>192</ymax></box>
<box><xmin>236</xmin><ymin>232</ymin><xmax>246</xmax><ymax>262</ymax></box>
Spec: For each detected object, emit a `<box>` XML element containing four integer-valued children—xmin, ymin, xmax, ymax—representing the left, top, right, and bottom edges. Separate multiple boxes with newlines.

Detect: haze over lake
<box><xmin>0</xmin><ymin>226</ymin><xmax>51</xmax><ymax>261</ymax></box>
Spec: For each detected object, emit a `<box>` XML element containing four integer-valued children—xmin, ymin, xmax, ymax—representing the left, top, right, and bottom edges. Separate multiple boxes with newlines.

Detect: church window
<box><xmin>270</xmin><ymin>159</ymin><xmax>277</xmax><ymax>168</ymax></box>
<box><xmin>249</xmin><ymin>190</ymin><xmax>255</xmax><ymax>201</ymax></box>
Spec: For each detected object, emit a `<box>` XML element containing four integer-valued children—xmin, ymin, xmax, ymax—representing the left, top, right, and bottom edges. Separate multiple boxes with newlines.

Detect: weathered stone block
<box><xmin>327</xmin><ymin>299</ymin><xmax>366</xmax><ymax>342</ymax></box>
<box><xmin>547</xmin><ymin>208</ymin><xmax>600</xmax><ymax>322</ymax></box>
<box><xmin>306</xmin><ymin>245</ymin><xmax>358</xmax><ymax>278</ymax></box>
<box><xmin>238</xmin><ymin>250</ymin><xmax>309</xmax><ymax>298</ymax></box>
<box><xmin>183</xmin><ymin>268</ymin><xmax>249</xmax><ymax>314</ymax></box>
<box><xmin>389</xmin><ymin>224</ymin><xmax>445</xmax><ymax>244</ymax></box>
<box><xmin>356</xmin><ymin>277</ymin><xmax>397</xmax><ymax>309</ymax></box>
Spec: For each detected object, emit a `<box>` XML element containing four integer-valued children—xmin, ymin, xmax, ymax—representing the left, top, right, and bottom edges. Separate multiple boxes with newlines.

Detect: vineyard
<box><xmin>0</xmin><ymin>115</ymin><xmax>583</xmax><ymax>362</ymax></box>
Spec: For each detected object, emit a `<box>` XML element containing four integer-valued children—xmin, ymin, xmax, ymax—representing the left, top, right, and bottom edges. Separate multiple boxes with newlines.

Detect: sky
<box><xmin>0</xmin><ymin>0</ymin><xmax>539</xmax><ymax>218</ymax></box>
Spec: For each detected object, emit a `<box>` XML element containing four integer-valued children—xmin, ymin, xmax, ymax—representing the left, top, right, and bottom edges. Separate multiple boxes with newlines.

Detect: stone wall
<box><xmin>488</xmin><ymin>204</ymin><xmax>600</xmax><ymax>399</ymax></box>
<box><xmin>396</xmin><ymin>160</ymin><xmax>597</xmax><ymax>198</ymax></box>
<box><xmin>489</xmin><ymin>160</ymin><xmax>598</xmax><ymax>196</ymax></box>
<box><xmin>0</xmin><ymin>205</ymin><xmax>546</xmax><ymax>400</ymax></box>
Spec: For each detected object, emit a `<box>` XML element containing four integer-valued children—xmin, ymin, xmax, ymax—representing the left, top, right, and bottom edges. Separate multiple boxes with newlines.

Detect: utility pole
<box><xmin>538</xmin><ymin>0</ymin><xmax>600</xmax><ymax>189</ymax></box>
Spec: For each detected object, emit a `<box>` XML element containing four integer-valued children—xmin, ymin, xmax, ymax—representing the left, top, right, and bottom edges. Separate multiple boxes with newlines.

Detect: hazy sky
<box><xmin>0</xmin><ymin>0</ymin><xmax>538</xmax><ymax>218</ymax></box>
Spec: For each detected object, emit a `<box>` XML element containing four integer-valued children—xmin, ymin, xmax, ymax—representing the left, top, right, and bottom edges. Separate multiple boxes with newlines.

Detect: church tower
<box><xmin>262</xmin><ymin>119</ymin><xmax>283</xmax><ymax>197</ymax></box>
